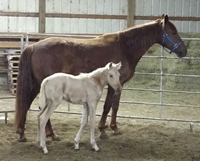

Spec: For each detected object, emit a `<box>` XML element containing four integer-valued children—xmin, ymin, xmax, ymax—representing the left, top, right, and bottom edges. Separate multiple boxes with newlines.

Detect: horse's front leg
<box><xmin>110</xmin><ymin>92</ymin><xmax>122</xmax><ymax>135</ymax></box>
<box><xmin>74</xmin><ymin>104</ymin><xmax>88</xmax><ymax>150</ymax></box>
<box><xmin>45</xmin><ymin>120</ymin><xmax>60</xmax><ymax>141</ymax></box>
<box><xmin>98</xmin><ymin>86</ymin><xmax>115</xmax><ymax>139</ymax></box>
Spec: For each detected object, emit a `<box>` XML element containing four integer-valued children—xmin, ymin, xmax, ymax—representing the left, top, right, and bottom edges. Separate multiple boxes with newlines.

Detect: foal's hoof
<box><xmin>99</xmin><ymin>132</ymin><xmax>109</xmax><ymax>139</ymax></box>
<box><xmin>17</xmin><ymin>136</ymin><xmax>27</xmax><ymax>142</ymax></box>
<box><xmin>91</xmin><ymin>145</ymin><xmax>100</xmax><ymax>152</ymax></box>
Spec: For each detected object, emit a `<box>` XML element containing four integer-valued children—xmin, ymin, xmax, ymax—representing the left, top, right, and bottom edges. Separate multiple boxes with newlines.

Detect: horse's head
<box><xmin>159</xmin><ymin>14</ymin><xmax>187</xmax><ymax>58</ymax></box>
<box><xmin>106</xmin><ymin>62</ymin><xmax>122</xmax><ymax>94</ymax></box>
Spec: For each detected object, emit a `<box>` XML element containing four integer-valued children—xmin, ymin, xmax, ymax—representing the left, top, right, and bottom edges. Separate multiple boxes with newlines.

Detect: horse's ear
<box><xmin>109</xmin><ymin>62</ymin><xmax>112</xmax><ymax>68</ymax></box>
<box><xmin>117</xmin><ymin>61</ymin><xmax>122</xmax><ymax>70</ymax></box>
<box><xmin>164</xmin><ymin>15</ymin><xmax>169</xmax><ymax>24</ymax></box>
<box><xmin>161</xmin><ymin>14</ymin><xmax>165</xmax><ymax>19</ymax></box>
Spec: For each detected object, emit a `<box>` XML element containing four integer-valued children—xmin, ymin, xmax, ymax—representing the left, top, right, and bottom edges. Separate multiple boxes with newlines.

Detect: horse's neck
<box><xmin>89</xmin><ymin>68</ymin><xmax>107</xmax><ymax>89</ymax></box>
<box><xmin>119</xmin><ymin>21</ymin><xmax>162</xmax><ymax>62</ymax></box>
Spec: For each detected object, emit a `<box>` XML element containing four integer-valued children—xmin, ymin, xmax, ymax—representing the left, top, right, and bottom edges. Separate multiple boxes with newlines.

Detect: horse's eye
<box><xmin>110</xmin><ymin>74</ymin><xmax>113</xmax><ymax>78</ymax></box>
<box><xmin>172</xmin><ymin>31</ymin><xmax>176</xmax><ymax>35</ymax></box>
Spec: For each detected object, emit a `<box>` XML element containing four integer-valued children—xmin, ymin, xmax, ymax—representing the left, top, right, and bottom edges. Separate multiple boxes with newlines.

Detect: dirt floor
<box><xmin>1</xmin><ymin>90</ymin><xmax>200</xmax><ymax>161</ymax></box>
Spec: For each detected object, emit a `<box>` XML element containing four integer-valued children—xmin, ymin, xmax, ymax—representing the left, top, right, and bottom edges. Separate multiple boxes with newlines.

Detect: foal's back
<box><xmin>43</xmin><ymin>73</ymin><xmax>97</xmax><ymax>104</ymax></box>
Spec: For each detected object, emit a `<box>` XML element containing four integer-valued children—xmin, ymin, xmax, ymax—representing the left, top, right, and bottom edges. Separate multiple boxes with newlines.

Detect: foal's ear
<box><xmin>109</xmin><ymin>62</ymin><xmax>113</xmax><ymax>68</ymax></box>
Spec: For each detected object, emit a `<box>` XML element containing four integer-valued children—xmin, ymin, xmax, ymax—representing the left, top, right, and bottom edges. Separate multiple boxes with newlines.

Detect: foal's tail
<box><xmin>37</xmin><ymin>80</ymin><xmax>48</xmax><ymax>142</ymax></box>
<box><xmin>38</xmin><ymin>80</ymin><xmax>48</xmax><ymax>117</ymax></box>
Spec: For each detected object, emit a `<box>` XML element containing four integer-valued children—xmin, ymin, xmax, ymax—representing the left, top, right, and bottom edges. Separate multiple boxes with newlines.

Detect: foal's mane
<box><xmin>79</xmin><ymin>66</ymin><xmax>107</xmax><ymax>77</ymax></box>
<box><xmin>79</xmin><ymin>66</ymin><xmax>108</xmax><ymax>86</ymax></box>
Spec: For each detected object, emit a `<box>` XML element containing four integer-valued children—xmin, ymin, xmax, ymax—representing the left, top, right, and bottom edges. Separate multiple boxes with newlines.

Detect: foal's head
<box><xmin>106</xmin><ymin>62</ymin><xmax>122</xmax><ymax>94</ymax></box>
<box><xmin>159</xmin><ymin>14</ymin><xmax>187</xmax><ymax>58</ymax></box>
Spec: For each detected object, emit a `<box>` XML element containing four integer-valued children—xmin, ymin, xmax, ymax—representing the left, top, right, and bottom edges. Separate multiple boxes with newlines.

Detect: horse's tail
<box><xmin>15</xmin><ymin>45</ymin><xmax>34</xmax><ymax>132</ymax></box>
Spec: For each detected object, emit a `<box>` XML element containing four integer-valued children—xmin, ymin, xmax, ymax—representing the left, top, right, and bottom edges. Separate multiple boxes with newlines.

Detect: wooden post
<box><xmin>127</xmin><ymin>0</ymin><xmax>134</xmax><ymax>27</ymax></box>
<box><xmin>39</xmin><ymin>0</ymin><xmax>46</xmax><ymax>33</ymax></box>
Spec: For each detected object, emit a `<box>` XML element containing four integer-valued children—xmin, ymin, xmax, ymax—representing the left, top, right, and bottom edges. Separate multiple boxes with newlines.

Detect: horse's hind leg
<box><xmin>74</xmin><ymin>104</ymin><xmax>89</xmax><ymax>150</ymax></box>
<box><xmin>17</xmin><ymin>86</ymin><xmax>39</xmax><ymax>142</ymax></box>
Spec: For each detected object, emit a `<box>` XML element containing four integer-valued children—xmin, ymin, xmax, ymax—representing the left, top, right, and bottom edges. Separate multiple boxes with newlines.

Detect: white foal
<box><xmin>37</xmin><ymin>62</ymin><xmax>122</xmax><ymax>154</ymax></box>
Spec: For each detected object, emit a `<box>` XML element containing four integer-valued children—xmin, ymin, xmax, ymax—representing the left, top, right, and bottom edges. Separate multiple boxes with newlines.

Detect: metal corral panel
<box><xmin>134</xmin><ymin>0</ymin><xmax>200</xmax><ymax>33</ymax></box>
<box><xmin>0</xmin><ymin>0</ymin><xmax>38</xmax><ymax>32</ymax></box>
<box><xmin>45</xmin><ymin>0</ymin><xmax>127</xmax><ymax>34</ymax></box>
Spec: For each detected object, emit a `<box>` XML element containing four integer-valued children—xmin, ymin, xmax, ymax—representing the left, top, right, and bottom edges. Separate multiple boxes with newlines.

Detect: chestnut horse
<box><xmin>15</xmin><ymin>15</ymin><xmax>187</xmax><ymax>142</ymax></box>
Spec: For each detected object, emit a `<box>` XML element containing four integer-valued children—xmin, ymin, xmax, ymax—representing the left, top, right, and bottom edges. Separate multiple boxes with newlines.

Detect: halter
<box><xmin>161</xmin><ymin>32</ymin><xmax>184</xmax><ymax>54</ymax></box>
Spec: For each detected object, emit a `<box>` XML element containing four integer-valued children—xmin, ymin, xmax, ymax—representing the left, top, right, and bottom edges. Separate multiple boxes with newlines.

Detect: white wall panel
<box><xmin>45</xmin><ymin>0</ymin><xmax>127</xmax><ymax>34</ymax></box>
<box><xmin>0</xmin><ymin>17</ymin><xmax>8</xmax><ymax>32</ymax></box>
<box><xmin>0</xmin><ymin>0</ymin><xmax>38</xmax><ymax>32</ymax></box>
<box><xmin>134</xmin><ymin>0</ymin><xmax>200</xmax><ymax>33</ymax></box>
<box><xmin>0</xmin><ymin>0</ymin><xmax>8</xmax><ymax>11</ymax></box>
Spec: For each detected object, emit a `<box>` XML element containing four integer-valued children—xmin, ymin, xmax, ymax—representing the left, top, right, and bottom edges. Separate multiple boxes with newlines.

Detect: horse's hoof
<box><xmin>99</xmin><ymin>132</ymin><xmax>109</xmax><ymax>139</ymax></box>
<box><xmin>98</xmin><ymin>124</ymin><xmax>108</xmax><ymax>130</ymax></box>
<box><xmin>111</xmin><ymin>129</ymin><xmax>122</xmax><ymax>136</ymax></box>
<box><xmin>17</xmin><ymin>136</ymin><xmax>27</xmax><ymax>142</ymax></box>
<box><xmin>51</xmin><ymin>135</ymin><xmax>61</xmax><ymax>141</ymax></box>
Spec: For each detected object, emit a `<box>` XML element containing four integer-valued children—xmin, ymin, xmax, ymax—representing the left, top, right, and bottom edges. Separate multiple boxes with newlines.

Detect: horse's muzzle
<box><xmin>177</xmin><ymin>50</ymin><xmax>187</xmax><ymax>58</ymax></box>
<box><xmin>115</xmin><ymin>87</ymin><xmax>122</xmax><ymax>95</ymax></box>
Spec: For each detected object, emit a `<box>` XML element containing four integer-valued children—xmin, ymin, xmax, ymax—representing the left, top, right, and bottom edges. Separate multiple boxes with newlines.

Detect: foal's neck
<box><xmin>90</xmin><ymin>68</ymin><xmax>108</xmax><ymax>89</ymax></box>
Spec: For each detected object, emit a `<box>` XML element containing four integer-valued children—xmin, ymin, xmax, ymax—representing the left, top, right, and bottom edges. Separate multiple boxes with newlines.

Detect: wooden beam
<box><xmin>45</xmin><ymin>13</ymin><xmax>126</xmax><ymax>19</ymax></box>
<box><xmin>39</xmin><ymin>0</ymin><xmax>46</xmax><ymax>33</ymax></box>
<box><xmin>0</xmin><ymin>11</ymin><xmax>200</xmax><ymax>22</ymax></box>
<box><xmin>0</xmin><ymin>42</ymin><xmax>21</xmax><ymax>48</ymax></box>
<box><xmin>134</xmin><ymin>16</ymin><xmax>200</xmax><ymax>21</ymax></box>
<box><xmin>0</xmin><ymin>12</ymin><xmax>38</xmax><ymax>17</ymax></box>
<box><xmin>0</xmin><ymin>12</ymin><xmax>126</xmax><ymax>20</ymax></box>
<box><xmin>127</xmin><ymin>0</ymin><xmax>134</xmax><ymax>27</ymax></box>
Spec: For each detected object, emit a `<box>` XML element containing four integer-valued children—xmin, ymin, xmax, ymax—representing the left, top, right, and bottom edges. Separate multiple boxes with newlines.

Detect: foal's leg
<box><xmin>74</xmin><ymin>104</ymin><xmax>89</xmax><ymax>150</ymax></box>
<box><xmin>39</xmin><ymin>101</ymin><xmax>60</xmax><ymax>154</ymax></box>
<box><xmin>37</xmin><ymin>104</ymin><xmax>47</xmax><ymax>142</ymax></box>
<box><xmin>88</xmin><ymin>102</ymin><xmax>99</xmax><ymax>151</ymax></box>
<box><xmin>98</xmin><ymin>86</ymin><xmax>115</xmax><ymax>138</ymax></box>
<box><xmin>38</xmin><ymin>106</ymin><xmax>59</xmax><ymax>141</ymax></box>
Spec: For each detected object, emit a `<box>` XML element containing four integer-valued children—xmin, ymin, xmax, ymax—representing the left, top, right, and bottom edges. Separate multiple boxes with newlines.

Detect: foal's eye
<box><xmin>110</xmin><ymin>74</ymin><xmax>113</xmax><ymax>78</ymax></box>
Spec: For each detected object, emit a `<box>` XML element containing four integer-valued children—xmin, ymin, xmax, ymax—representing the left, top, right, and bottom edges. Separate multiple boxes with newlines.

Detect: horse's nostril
<box><xmin>116</xmin><ymin>87</ymin><xmax>121</xmax><ymax>92</ymax></box>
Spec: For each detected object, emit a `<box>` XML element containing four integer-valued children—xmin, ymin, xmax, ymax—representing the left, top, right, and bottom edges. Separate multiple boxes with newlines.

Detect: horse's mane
<box><xmin>118</xmin><ymin>19</ymin><xmax>163</xmax><ymax>54</ymax></box>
